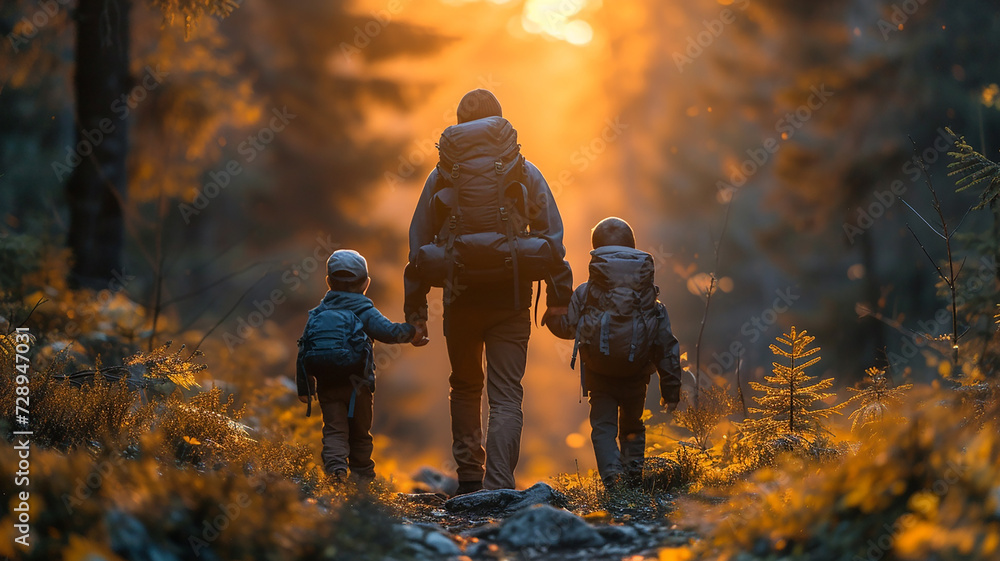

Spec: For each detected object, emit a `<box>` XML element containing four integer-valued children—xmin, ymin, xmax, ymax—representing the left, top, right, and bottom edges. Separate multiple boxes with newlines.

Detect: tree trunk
<box><xmin>66</xmin><ymin>0</ymin><xmax>131</xmax><ymax>289</ymax></box>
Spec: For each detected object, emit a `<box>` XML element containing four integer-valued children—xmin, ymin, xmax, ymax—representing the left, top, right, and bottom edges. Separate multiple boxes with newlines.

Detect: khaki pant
<box><xmin>588</xmin><ymin>383</ymin><xmax>647</xmax><ymax>483</ymax></box>
<box><xmin>444</xmin><ymin>306</ymin><xmax>530</xmax><ymax>490</ymax></box>
<box><xmin>317</xmin><ymin>384</ymin><xmax>375</xmax><ymax>480</ymax></box>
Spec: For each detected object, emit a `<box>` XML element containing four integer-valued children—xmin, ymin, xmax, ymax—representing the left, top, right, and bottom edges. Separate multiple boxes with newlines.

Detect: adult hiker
<box><xmin>404</xmin><ymin>89</ymin><xmax>573</xmax><ymax>493</ymax></box>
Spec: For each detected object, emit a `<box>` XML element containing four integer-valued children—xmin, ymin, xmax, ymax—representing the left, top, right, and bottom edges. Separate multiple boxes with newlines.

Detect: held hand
<box><xmin>540</xmin><ymin>306</ymin><xmax>569</xmax><ymax>326</ymax></box>
<box><xmin>661</xmin><ymin>400</ymin><xmax>678</xmax><ymax>419</ymax></box>
<box><xmin>298</xmin><ymin>395</ymin><xmax>309</xmax><ymax>404</ymax></box>
<box><xmin>410</xmin><ymin>319</ymin><xmax>430</xmax><ymax>347</ymax></box>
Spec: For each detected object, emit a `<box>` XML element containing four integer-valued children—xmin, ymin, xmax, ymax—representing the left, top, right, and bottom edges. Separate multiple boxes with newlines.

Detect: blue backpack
<box><xmin>297</xmin><ymin>308</ymin><xmax>372</xmax><ymax>417</ymax></box>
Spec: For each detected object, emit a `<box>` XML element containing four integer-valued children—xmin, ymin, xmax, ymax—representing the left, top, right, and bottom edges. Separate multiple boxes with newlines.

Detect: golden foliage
<box><xmin>846</xmin><ymin>366</ymin><xmax>912</xmax><ymax>432</ymax></box>
<box><xmin>742</xmin><ymin>327</ymin><xmax>843</xmax><ymax>441</ymax></box>
<box><xmin>148</xmin><ymin>0</ymin><xmax>240</xmax><ymax>35</ymax></box>
<box><xmin>673</xmin><ymin>383</ymin><xmax>737</xmax><ymax>451</ymax></box>
<box><xmin>947</xmin><ymin>127</ymin><xmax>1000</xmax><ymax>210</ymax></box>
<box><xmin>688</xmin><ymin>389</ymin><xmax>1000</xmax><ymax>561</ymax></box>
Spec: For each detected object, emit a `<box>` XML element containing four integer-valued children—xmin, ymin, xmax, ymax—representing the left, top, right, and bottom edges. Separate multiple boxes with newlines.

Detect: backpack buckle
<box><xmin>448</xmin><ymin>216</ymin><xmax>457</xmax><ymax>230</ymax></box>
<box><xmin>451</xmin><ymin>163</ymin><xmax>460</xmax><ymax>178</ymax></box>
<box><xmin>499</xmin><ymin>206</ymin><xmax>508</xmax><ymax>221</ymax></box>
<box><xmin>495</xmin><ymin>160</ymin><xmax>503</xmax><ymax>174</ymax></box>
<box><xmin>504</xmin><ymin>257</ymin><xmax>513</xmax><ymax>269</ymax></box>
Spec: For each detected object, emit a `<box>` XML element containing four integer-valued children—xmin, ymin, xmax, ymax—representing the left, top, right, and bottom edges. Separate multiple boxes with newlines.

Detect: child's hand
<box><xmin>298</xmin><ymin>395</ymin><xmax>310</xmax><ymax>404</ymax></box>
<box><xmin>410</xmin><ymin>319</ymin><xmax>430</xmax><ymax>347</ymax></box>
<box><xmin>540</xmin><ymin>306</ymin><xmax>569</xmax><ymax>326</ymax></box>
<box><xmin>661</xmin><ymin>400</ymin><xmax>678</xmax><ymax>419</ymax></box>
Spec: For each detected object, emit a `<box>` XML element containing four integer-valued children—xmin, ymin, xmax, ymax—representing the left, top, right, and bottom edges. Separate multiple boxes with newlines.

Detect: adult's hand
<box><xmin>410</xmin><ymin>319</ymin><xmax>430</xmax><ymax>347</ymax></box>
<box><xmin>298</xmin><ymin>395</ymin><xmax>309</xmax><ymax>404</ymax></box>
<box><xmin>540</xmin><ymin>306</ymin><xmax>569</xmax><ymax>326</ymax></box>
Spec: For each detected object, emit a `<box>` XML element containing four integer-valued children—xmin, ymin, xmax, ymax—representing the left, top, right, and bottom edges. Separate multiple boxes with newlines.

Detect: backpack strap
<box><xmin>297</xmin><ymin>333</ymin><xmax>315</xmax><ymax>418</ymax></box>
<box><xmin>498</xmin><ymin>163</ymin><xmax>522</xmax><ymax>309</ymax></box>
<box><xmin>570</xmin><ymin>283</ymin><xmax>591</xmax><ymax>370</ymax></box>
<box><xmin>599</xmin><ymin>311</ymin><xmax>611</xmax><ymax>355</ymax></box>
<box><xmin>347</xmin><ymin>347</ymin><xmax>376</xmax><ymax>419</ymax></box>
<box><xmin>443</xmin><ymin>214</ymin><xmax>458</xmax><ymax>306</ymax></box>
<box><xmin>629</xmin><ymin>310</ymin><xmax>639</xmax><ymax>362</ymax></box>
<box><xmin>571</xmin><ymin>283</ymin><xmax>593</xmax><ymax>403</ymax></box>
<box><xmin>500</xmin><ymin>202</ymin><xmax>520</xmax><ymax>308</ymax></box>
<box><xmin>533</xmin><ymin>279</ymin><xmax>541</xmax><ymax>327</ymax></box>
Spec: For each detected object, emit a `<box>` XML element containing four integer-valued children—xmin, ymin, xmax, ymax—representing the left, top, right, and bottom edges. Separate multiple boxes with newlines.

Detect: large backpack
<box><xmin>297</xmin><ymin>308</ymin><xmax>372</xmax><ymax>417</ymax></box>
<box><xmin>415</xmin><ymin>116</ymin><xmax>556</xmax><ymax>304</ymax></box>
<box><xmin>571</xmin><ymin>246</ymin><xmax>660</xmax><ymax>378</ymax></box>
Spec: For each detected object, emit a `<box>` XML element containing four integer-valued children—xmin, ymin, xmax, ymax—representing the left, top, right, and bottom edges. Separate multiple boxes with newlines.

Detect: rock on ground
<box><xmin>494</xmin><ymin>504</ymin><xmax>606</xmax><ymax>550</ymax></box>
<box><xmin>395</xmin><ymin>522</ymin><xmax>463</xmax><ymax>560</ymax></box>
<box><xmin>444</xmin><ymin>481</ymin><xmax>569</xmax><ymax>517</ymax></box>
<box><xmin>412</xmin><ymin>466</ymin><xmax>458</xmax><ymax>497</ymax></box>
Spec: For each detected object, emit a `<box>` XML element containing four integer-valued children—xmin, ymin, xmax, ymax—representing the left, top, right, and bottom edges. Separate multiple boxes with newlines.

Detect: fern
<box><xmin>946</xmin><ymin>127</ymin><xmax>1000</xmax><ymax>210</ymax></box>
<box><xmin>846</xmin><ymin>367</ymin><xmax>912</xmax><ymax>432</ymax></box>
<box><xmin>740</xmin><ymin>327</ymin><xmax>844</xmax><ymax>447</ymax></box>
<box><xmin>125</xmin><ymin>341</ymin><xmax>203</xmax><ymax>391</ymax></box>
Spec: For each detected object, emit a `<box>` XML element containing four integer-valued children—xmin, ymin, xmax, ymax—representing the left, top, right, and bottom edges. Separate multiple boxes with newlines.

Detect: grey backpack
<box><xmin>297</xmin><ymin>308</ymin><xmax>372</xmax><ymax>417</ymax></box>
<box><xmin>414</xmin><ymin>116</ymin><xmax>557</xmax><ymax>305</ymax></box>
<box><xmin>571</xmin><ymin>246</ymin><xmax>659</xmax><ymax>378</ymax></box>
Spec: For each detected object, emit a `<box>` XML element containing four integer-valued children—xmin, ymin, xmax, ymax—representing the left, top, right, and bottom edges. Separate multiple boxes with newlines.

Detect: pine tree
<box><xmin>846</xmin><ymin>367</ymin><xmax>912</xmax><ymax>433</ymax></box>
<box><xmin>741</xmin><ymin>327</ymin><xmax>844</xmax><ymax>446</ymax></box>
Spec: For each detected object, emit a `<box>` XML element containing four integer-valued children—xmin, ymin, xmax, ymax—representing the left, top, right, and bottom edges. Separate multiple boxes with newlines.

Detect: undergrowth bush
<box><xmin>0</xmin><ymin>438</ymin><xmax>406</xmax><ymax>561</ymax></box>
<box><xmin>685</xmin><ymin>387</ymin><xmax>1000</xmax><ymax>561</ymax></box>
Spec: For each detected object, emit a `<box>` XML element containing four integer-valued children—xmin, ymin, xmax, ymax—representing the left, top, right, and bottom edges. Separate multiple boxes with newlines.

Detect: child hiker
<box><xmin>296</xmin><ymin>249</ymin><xmax>423</xmax><ymax>482</ymax></box>
<box><xmin>545</xmin><ymin>217</ymin><xmax>683</xmax><ymax>490</ymax></box>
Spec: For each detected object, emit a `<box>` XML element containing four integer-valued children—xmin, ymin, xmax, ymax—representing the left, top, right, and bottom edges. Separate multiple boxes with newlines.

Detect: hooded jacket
<box><xmin>296</xmin><ymin>291</ymin><xmax>414</xmax><ymax>397</ymax></box>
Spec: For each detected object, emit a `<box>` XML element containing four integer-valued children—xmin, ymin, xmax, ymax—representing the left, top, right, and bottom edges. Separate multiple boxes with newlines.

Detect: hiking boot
<box><xmin>328</xmin><ymin>469</ymin><xmax>349</xmax><ymax>485</ymax></box>
<box><xmin>602</xmin><ymin>473</ymin><xmax>626</xmax><ymax>494</ymax></box>
<box><xmin>624</xmin><ymin>467</ymin><xmax>643</xmax><ymax>489</ymax></box>
<box><xmin>453</xmin><ymin>480</ymin><xmax>484</xmax><ymax>497</ymax></box>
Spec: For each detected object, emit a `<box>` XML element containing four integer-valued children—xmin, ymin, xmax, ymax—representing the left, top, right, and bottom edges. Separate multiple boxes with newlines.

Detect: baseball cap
<box><xmin>326</xmin><ymin>249</ymin><xmax>368</xmax><ymax>283</ymax></box>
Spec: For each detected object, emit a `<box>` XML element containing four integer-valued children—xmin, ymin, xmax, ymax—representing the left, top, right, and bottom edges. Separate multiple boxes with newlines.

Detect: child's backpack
<box><xmin>571</xmin><ymin>246</ymin><xmax>660</xmax><ymax>378</ymax></box>
<box><xmin>297</xmin><ymin>308</ymin><xmax>372</xmax><ymax>417</ymax></box>
<box><xmin>414</xmin><ymin>116</ymin><xmax>557</xmax><ymax>306</ymax></box>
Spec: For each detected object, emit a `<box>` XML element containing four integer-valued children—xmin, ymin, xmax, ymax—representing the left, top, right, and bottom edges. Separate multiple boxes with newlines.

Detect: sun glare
<box><xmin>521</xmin><ymin>0</ymin><xmax>597</xmax><ymax>45</ymax></box>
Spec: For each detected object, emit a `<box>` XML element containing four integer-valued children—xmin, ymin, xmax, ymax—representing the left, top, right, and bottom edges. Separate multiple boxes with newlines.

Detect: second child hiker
<box><xmin>296</xmin><ymin>249</ymin><xmax>423</xmax><ymax>483</ymax></box>
<box><xmin>546</xmin><ymin>217</ymin><xmax>683</xmax><ymax>491</ymax></box>
<box><xmin>404</xmin><ymin>89</ymin><xmax>573</xmax><ymax>493</ymax></box>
